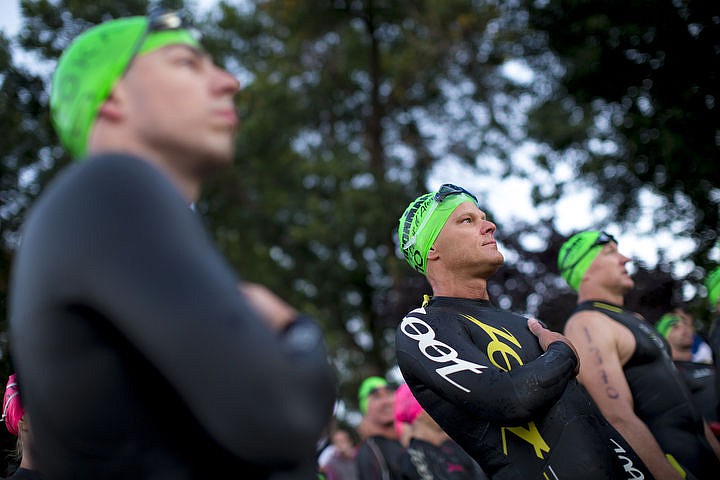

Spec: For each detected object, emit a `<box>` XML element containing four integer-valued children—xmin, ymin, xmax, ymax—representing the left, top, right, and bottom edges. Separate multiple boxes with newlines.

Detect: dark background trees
<box><xmin>0</xmin><ymin>0</ymin><xmax>717</xmax><ymax>428</ymax></box>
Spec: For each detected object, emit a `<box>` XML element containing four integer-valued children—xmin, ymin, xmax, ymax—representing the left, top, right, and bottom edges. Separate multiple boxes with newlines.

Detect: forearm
<box><xmin>609</xmin><ymin>414</ymin><xmax>684</xmax><ymax>480</ymax></box>
<box><xmin>505</xmin><ymin>341</ymin><xmax>578</xmax><ymax>419</ymax></box>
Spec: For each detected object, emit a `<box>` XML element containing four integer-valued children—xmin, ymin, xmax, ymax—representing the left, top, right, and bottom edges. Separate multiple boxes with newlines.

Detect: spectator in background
<box><xmin>322</xmin><ymin>428</ymin><xmax>359</xmax><ymax>480</ymax></box>
<box><xmin>394</xmin><ymin>383</ymin><xmax>487</xmax><ymax>480</ymax></box>
<box><xmin>355</xmin><ymin>377</ymin><xmax>404</xmax><ymax>480</ymax></box>
<box><xmin>2</xmin><ymin>374</ymin><xmax>42</xmax><ymax>479</ymax></box>
<box><xmin>656</xmin><ymin>309</ymin><xmax>719</xmax><ymax>433</ymax></box>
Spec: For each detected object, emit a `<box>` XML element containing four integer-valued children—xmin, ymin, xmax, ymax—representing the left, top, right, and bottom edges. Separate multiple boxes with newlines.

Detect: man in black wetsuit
<box><xmin>656</xmin><ymin>309</ymin><xmax>718</xmax><ymax>425</ymax></box>
<box><xmin>395</xmin><ymin>185</ymin><xmax>653</xmax><ymax>480</ymax></box>
<box><xmin>7</xmin><ymin>9</ymin><xmax>336</xmax><ymax>479</ymax></box>
<box><xmin>559</xmin><ymin>230</ymin><xmax>720</xmax><ymax>479</ymax></box>
<box><xmin>355</xmin><ymin>376</ymin><xmax>405</xmax><ymax>479</ymax></box>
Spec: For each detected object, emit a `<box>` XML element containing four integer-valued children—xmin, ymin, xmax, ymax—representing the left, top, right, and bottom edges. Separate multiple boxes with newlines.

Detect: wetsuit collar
<box><xmin>576</xmin><ymin>300</ymin><xmax>646</xmax><ymax>320</ymax></box>
<box><xmin>428</xmin><ymin>296</ymin><xmax>495</xmax><ymax>309</ymax></box>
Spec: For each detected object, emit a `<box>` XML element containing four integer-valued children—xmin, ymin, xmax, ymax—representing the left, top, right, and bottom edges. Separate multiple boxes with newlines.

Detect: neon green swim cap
<box><xmin>398</xmin><ymin>184</ymin><xmax>479</xmax><ymax>275</ymax></box>
<box><xmin>706</xmin><ymin>266</ymin><xmax>720</xmax><ymax>309</ymax></box>
<box><xmin>50</xmin><ymin>15</ymin><xmax>200</xmax><ymax>159</ymax></box>
<box><xmin>655</xmin><ymin>313</ymin><xmax>679</xmax><ymax>338</ymax></box>
<box><xmin>358</xmin><ymin>376</ymin><xmax>388</xmax><ymax>414</ymax></box>
<box><xmin>557</xmin><ymin>230</ymin><xmax>616</xmax><ymax>291</ymax></box>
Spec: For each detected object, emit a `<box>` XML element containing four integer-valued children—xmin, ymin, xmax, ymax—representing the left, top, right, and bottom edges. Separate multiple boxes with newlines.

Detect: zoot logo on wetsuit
<box><xmin>396</xmin><ymin>297</ymin><xmax>653</xmax><ymax>480</ymax></box>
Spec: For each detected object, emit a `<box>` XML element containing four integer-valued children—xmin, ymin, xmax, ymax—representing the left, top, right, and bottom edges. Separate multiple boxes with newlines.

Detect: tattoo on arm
<box><xmin>583</xmin><ymin>327</ymin><xmax>620</xmax><ymax>399</ymax></box>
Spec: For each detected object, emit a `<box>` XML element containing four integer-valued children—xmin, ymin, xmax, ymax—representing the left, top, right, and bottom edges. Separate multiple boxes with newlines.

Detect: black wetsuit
<box><xmin>8</xmin><ymin>153</ymin><xmax>337</xmax><ymax>479</ymax></box>
<box><xmin>674</xmin><ymin>360</ymin><xmax>717</xmax><ymax>423</ymax></box>
<box><xmin>355</xmin><ymin>435</ymin><xmax>405</xmax><ymax>480</ymax></box>
<box><xmin>396</xmin><ymin>297</ymin><xmax>653</xmax><ymax>480</ymax></box>
<box><xmin>575</xmin><ymin>301</ymin><xmax>720</xmax><ymax>479</ymax></box>
<box><xmin>399</xmin><ymin>438</ymin><xmax>487</xmax><ymax>480</ymax></box>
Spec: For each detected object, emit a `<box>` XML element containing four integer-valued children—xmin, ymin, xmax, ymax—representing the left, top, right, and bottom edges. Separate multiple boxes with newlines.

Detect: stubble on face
<box><xmin>436</xmin><ymin>203</ymin><xmax>504</xmax><ymax>277</ymax></box>
<box><xmin>123</xmin><ymin>45</ymin><xmax>239</xmax><ymax>172</ymax></box>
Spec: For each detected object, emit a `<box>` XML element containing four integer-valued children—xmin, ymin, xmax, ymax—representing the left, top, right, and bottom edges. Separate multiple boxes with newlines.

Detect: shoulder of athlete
<box><xmin>564</xmin><ymin>309</ymin><xmax>618</xmax><ymax>348</ymax></box>
<box><xmin>565</xmin><ymin>308</ymin><xmax>637</xmax><ymax>366</ymax></box>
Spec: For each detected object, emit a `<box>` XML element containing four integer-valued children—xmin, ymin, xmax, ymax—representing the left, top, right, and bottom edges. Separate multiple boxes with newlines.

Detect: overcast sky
<box><xmin>1</xmin><ymin>1</ymin><xmax>20</xmax><ymax>36</ymax></box>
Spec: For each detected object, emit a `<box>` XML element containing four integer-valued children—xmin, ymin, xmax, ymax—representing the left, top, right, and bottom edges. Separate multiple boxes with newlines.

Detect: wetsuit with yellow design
<box><xmin>396</xmin><ymin>296</ymin><xmax>653</xmax><ymax>480</ymax></box>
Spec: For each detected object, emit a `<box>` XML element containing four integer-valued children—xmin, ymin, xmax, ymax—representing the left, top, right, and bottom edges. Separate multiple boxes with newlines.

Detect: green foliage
<box><xmin>197</xmin><ymin>0</ymin><xmax>529</xmax><ymax>407</ymax></box>
<box><xmin>526</xmin><ymin>0</ymin><xmax>720</xmax><ymax>270</ymax></box>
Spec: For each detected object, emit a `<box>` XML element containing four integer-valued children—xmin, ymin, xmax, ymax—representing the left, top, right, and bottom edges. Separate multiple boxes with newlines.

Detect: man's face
<box><xmin>431</xmin><ymin>201</ymin><xmax>504</xmax><ymax>277</ymax></box>
<box><xmin>666</xmin><ymin>311</ymin><xmax>694</xmax><ymax>351</ymax></box>
<box><xmin>364</xmin><ymin>386</ymin><xmax>395</xmax><ymax>427</ymax></box>
<box><xmin>120</xmin><ymin>44</ymin><xmax>240</xmax><ymax>169</ymax></box>
<box><xmin>586</xmin><ymin>241</ymin><xmax>634</xmax><ymax>293</ymax></box>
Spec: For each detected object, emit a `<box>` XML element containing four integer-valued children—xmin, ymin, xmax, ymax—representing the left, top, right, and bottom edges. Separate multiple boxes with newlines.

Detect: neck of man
<box><xmin>89</xmin><ymin>143</ymin><xmax>202</xmax><ymax>203</ymax></box>
<box><xmin>428</xmin><ymin>274</ymin><xmax>491</xmax><ymax>301</ymax></box>
<box><xmin>361</xmin><ymin>420</ymin><xmax>397</xmax><ymax>441</ymax></box>
<box><xmin>410</xmin><ymin>417</ymin><xmax>449</xmax><ymax>447</ymax></box>
<box><xmin>577</xmin><ymin>282</ymin><xmax>626</xmax><ymax>307</ymax></box>
<box><xmin>671</xmin><ymin>345</ymin><xmax>693</xmax><ymax>362</ymax></box>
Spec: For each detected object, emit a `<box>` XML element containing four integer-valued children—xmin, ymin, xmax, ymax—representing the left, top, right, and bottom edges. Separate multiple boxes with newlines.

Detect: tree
<box><xmin>198</xmin><ymin>0</ymin><xmax>546</xmax><ymax>408</ymax></box>
<box><xmin>524</xmin><ymin>0</ymin><xmax>720</xmax><ymax>277</ymax></box>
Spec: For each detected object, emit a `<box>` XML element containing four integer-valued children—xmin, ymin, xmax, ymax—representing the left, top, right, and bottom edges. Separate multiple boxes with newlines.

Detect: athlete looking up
<box><xmin>559</xmin><ymin>231</ymin><xmax>720</xmax><ymax>479</ymax></box>
<box><xmin>7</xmin><ymin>9</ymin><xmax>335</xmax><ymax>479</ymax></box>
<box><xmin>394</xmin><ymin>184</ymin><xmax>653</xmax><ymax>480</ymax></box>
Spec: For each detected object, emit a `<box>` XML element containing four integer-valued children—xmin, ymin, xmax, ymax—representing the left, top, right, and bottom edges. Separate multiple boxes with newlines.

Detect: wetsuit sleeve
<box><xmin>21</xmin><ymin>155</ymin><xmax>336</xmax><ymax>464</ymax></box>
<box><xmin>396</xmin><ymin>309</ymin><xmax>578</xmax><ymax>424</ymax></box>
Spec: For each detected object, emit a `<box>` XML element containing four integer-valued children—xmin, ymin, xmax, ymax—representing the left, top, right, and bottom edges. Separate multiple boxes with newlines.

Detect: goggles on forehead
<box><xmin>559</xmin><ymin>231</ymin><xmax>616</xmax><ymax>274</ymax></box>
<box><xmin>402</xmin><ymin>184</ymin><xmax>479</xmax><ymax>252</ymax></box>
<box><xmin>123</xmin><ymin>8</ymin><xmax>200</xmax><ymax>75</ymax></box>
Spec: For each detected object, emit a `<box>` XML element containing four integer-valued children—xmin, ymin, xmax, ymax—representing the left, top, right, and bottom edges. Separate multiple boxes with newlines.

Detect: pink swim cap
<box><xmin>394</xmin><ymin>383</ymin><xmax>423</xmax><ymax>437</ymax></box>
<box><xmin>2</xmin><ymin>374</ymin><xmax>24</xmax><ymax>436</ymax></box>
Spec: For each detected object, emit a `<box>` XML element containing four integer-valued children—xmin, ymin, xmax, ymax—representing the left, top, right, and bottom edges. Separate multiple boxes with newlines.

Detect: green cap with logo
<box><xmin>398</xmin><ymin>185</ymin><xmax>479</xmax><ymax>275</ymax></box>
<box><xmin>50</xmin><ymin>13</ymin><xmax>200</xmax><ymax>159</ymax></box>
<box><xmin>557</xmin><ymin>230</ymin><xmax>616</xmax><ymax>291</ymax></box>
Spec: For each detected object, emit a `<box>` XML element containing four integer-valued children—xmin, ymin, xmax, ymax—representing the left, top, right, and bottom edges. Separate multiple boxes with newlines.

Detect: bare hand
<box><xmin>238</xmin><ymin>282</ymin><xmax>297</xmax><ymax>332</ymax></box>
<box><xmin>527</xmin><ymin>318</ymin><xmax>580</xmax><ymax>374</ymax></box>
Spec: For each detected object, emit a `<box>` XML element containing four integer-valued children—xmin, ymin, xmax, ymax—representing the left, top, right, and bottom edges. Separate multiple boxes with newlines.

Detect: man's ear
<box><xmin>426</xmin><ymin>245</ymin><xmax>439</xmax><ymax>261</ymax></box>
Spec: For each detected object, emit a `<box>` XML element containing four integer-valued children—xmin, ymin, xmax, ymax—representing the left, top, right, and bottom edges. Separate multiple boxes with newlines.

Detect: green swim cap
<box><xmin>557</xmin><ymin>230</ymin><xmax>616</xmax><ymax>291</ymax></box>
<box><xmin>655</xmin><ymin>313</ymin><xmax>679</xmax><ymax>338</ymax></box>
<box><xmin>706</xmin><ymin>266</ymin><xmax>720</xmax><ymax>309</ymax></box>
<box><xmin>50</xmin><ymin>15</ymin><xmax>200</xmax><ymax>159</ymax></box>
<box><xmin>398</xmin><ymin>184</ymin><xmax>479</xmax><ymax>275</ymax></box>
<box><xmin>358</xmin><ymin>376</ymin><xmax>388</xmax><ymax>414</ymax></box>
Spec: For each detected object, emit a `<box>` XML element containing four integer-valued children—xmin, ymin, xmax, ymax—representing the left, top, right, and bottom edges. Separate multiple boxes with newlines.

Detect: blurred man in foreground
<box><xmin>8</xmin><ymin>9</ymin><xmax>335</xmax><ymax>479</ymax></box>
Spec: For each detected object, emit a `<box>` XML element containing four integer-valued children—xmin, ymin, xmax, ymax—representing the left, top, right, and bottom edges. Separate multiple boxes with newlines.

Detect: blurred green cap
<box><xmin>50</xmin><ymin>16</ymin><xmax>199</xmax><ymax>159</ymax></box>
<box><xmin>706</xmin><ymin>266</ymin><xmax>720</xmax><ymax>309</ymax></box>
<box><xmin>557</xmin><ymin>230</ymin><xmax>615</xmax><ymax>291</ymax></box>
<box><xmin>655</xmin><ymin>313</ymin><xmax>679</xmax><ymax>338</ymax></box>
<box><xmin>358</xmin><ymin>376</ymin><xmax>388</xmax><ymax>414</ymax></box>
